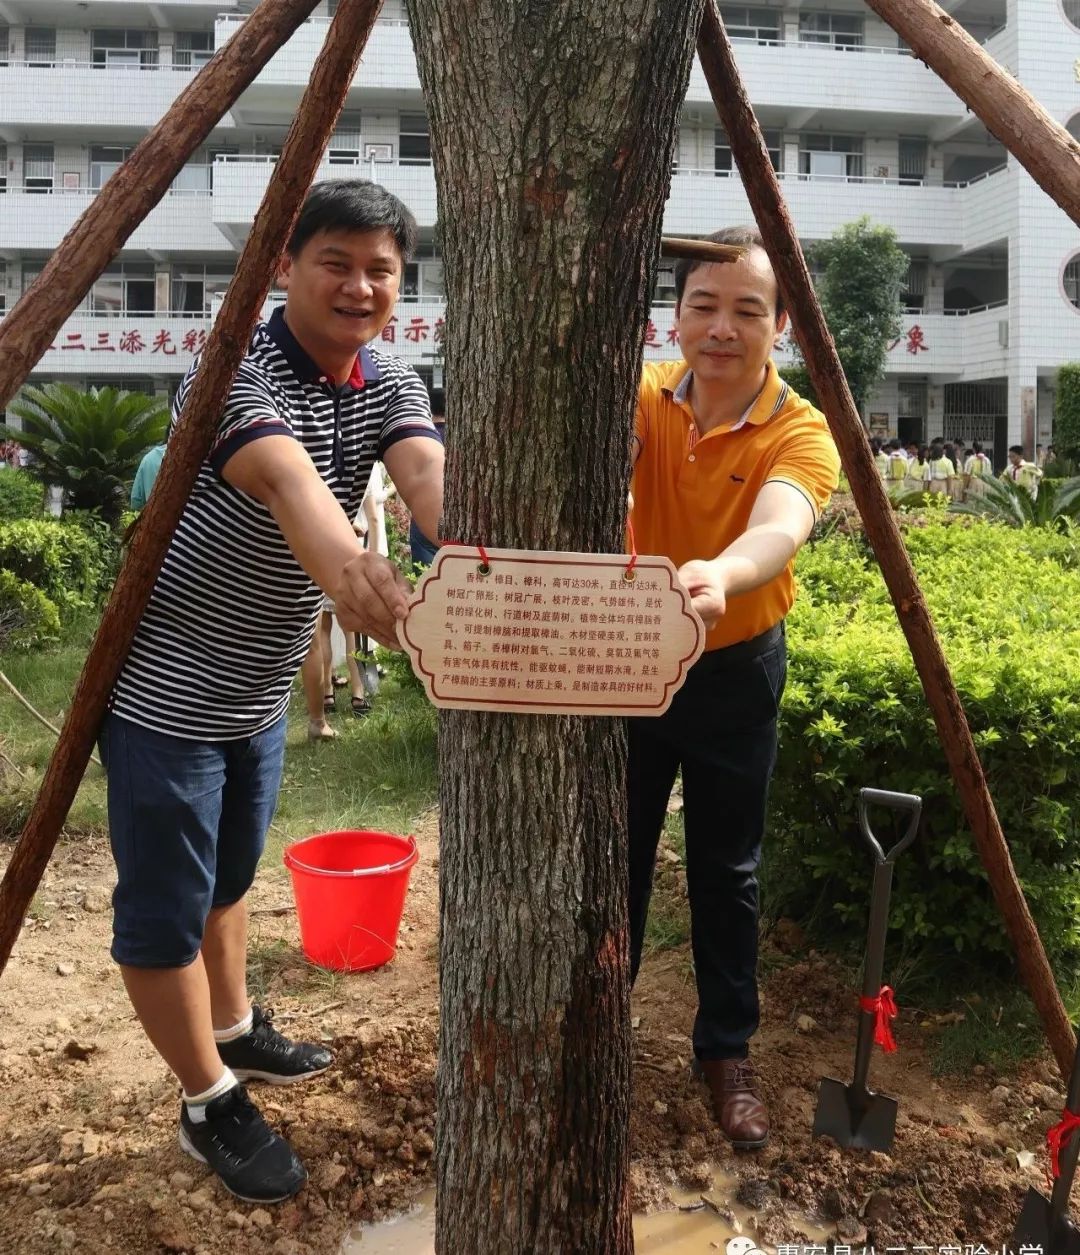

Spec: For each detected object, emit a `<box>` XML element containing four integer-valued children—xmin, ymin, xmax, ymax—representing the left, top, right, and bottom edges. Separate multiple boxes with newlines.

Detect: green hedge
<box><xmin>772</xmin><ymin>518</ymin><xmax>1080</xmax><ymax>971</ymax></box>
<box><xmin>0</xmin><ymin>568</ymin><xmax>60</xmax><ymax>650</ymax></box>
<box><xmin>0</xmin><ymin>470</ymin><xmax>44</xmax><ymax>522</ymax></box>
<box><xmin>0</xmin><ymin>518</ymin><xmax>112</xmax><ymax>619</ymax></box>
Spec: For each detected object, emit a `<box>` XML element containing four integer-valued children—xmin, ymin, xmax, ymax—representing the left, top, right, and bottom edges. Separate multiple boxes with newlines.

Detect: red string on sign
<box><xmin>1047</xmin><ymin>1109</ymin><xmax>1080</xmax><ymax>1184</ymax></box>
<box><xmin>858</xmin><ymin>985</ymin><xmax>898</xmax><ymax>1054</ymax></box>
<box><xmin>444</xmin><ymin>539</ymin><xmax>491</xmax><ymax>567</ymax></box>
<box><xmin>625</xmin><ymin>519</ymin><xmax>638</xmax><ymax>579</ymax></box>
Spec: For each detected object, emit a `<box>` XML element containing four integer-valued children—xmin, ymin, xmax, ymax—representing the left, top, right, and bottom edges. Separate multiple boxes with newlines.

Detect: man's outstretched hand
<box><xmin>677</xmin><ymin>558</ymin><xmax>729</xmax><ymax>630</ymax></box>
<box><xmin>332</xmin><ymin>551</ymin><xmax>412</xmax><ymax>649</ymax></box>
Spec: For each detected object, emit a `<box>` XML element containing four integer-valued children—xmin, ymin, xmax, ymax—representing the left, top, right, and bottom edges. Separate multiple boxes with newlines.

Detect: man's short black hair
<box><xmin>1009</xmin><ymin>444</ymin><xmax>1024</xmax><ymax>456</ymax></box>
<box><xmin>287</xmin><ymin>180</ymin><xmax>418</xmax><ymax>261</ymax></box>
<box><xmin>672</xmin><ymin>226</ymin><xmax>785</xmax><ymax>320</ymax></box>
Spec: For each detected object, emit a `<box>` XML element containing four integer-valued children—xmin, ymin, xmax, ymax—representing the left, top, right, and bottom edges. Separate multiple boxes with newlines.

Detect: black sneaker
<box><xmin>216</xmin><ymin>1006</ymin><xmax>334</xmax><ymax>1085</ymax></box>
<box><xmin>178</xmin><ymin>1085</ymin><xmax>306</xmax><ymax>1203</ymax></box>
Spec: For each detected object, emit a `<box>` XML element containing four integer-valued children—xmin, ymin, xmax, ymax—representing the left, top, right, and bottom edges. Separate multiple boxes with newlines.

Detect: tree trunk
<box><xmin>407</xmin><ymin>2</ymin><xmax>703</xmax><ymax>1250</ymax></box>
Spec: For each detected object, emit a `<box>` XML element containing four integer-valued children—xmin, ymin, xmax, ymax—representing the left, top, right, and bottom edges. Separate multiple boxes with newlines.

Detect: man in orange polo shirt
<box><xmin>630</xmin><ymin>226</ymin><xmax>839</xmax><ymax>1149</ymax></box>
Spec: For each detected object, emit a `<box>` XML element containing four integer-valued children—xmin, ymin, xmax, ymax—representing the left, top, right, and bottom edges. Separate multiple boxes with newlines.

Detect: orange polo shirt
<box><xmin>631</xmin><ymin>359</ymin><xmax>840</xmax><ymax>652</ymax></box>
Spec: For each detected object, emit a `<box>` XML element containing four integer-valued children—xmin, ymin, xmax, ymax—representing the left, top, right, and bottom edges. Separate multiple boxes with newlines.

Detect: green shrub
<box><xmin>0</xmin><ymin>567</ymin><xmax>60</xmax><ymax>650</ymax></box>
<box><xmin>0</xmin><ymin>470</ymin><xmax>44</xmax><ymax>522</ymax></box>
<box><xmin>772</xmin><ymin>519</ymin><xmax>1080</xmax><ymax>973</ymax></box>
<box><xmin>0</xmin><ymin>518</ymin><xmax>107</xmax><ymax>618</ymax></box>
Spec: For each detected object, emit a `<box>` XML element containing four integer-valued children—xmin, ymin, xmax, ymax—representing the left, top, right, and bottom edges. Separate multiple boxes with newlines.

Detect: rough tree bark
<box><xmin>407</xmin><ymin>2</ymin><xmax>704</xmax><ymax>1250</ymax></box>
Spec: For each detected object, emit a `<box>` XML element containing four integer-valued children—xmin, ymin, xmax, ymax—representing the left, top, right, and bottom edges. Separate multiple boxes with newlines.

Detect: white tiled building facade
<box><xmin>2</xmin><ymin>0</ymin><xmax>1078</xmax><ymax>457</ymax></box>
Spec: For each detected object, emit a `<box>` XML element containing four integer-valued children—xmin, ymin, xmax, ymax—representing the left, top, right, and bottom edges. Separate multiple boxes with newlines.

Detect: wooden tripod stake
<box><xmin>0</xmin><ymin>0</ymin><xmax>386</xmax><ymax>979</ymax></box>
<box><xmin>697</xmin><ymin>0</ymin><xmax>1075</xmax><ymax>1076</ymax></box>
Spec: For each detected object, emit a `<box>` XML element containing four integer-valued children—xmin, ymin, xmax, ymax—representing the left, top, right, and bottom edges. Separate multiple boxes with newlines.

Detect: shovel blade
<box><xmin>812</xmin><ymin>1075</ymin><xmax>898</xmax><ymax>1151</ymax></box>
<box><xmin>363</xmin><ymin>661</ymin><xmax>381</xmax><ymax>694</ymax></box>
<box><xmin>1010</xmin><ymin>1188</ymin><xmax>1080</xmax><ymax>1255</ymax></box>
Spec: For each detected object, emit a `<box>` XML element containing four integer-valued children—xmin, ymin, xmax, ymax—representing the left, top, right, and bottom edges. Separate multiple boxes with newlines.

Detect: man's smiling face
<box><xmin>277</xmin><ymin>227</ymin><xmax>402</xmax><ymax>362</ymax></box>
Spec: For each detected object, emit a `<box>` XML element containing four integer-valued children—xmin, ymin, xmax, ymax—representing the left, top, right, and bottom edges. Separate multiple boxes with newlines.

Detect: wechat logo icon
<box><xmin>726</xmin><ymin>1239</ymin><xmax>766</xmax><ymax>1255</ymax></box>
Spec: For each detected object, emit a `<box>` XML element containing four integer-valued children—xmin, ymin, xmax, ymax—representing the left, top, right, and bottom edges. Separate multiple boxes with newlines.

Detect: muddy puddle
<box><xmin>343</xmin><ymin>1171</ymin><xmax>829</xmax><ymax>1253</ymax></box>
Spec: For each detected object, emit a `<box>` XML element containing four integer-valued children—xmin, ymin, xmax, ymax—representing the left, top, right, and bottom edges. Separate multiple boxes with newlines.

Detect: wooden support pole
<box><xmin>660</xmin><ymin>237</ymin><xmax>742</xmax><ymax>264</ymax></box>
<box><xmin>0</xmin><ymin>0</ymin><xmax>324</xmax><ymax>411</ymax></box>
<box><xmin>0</xmin><ymin>0</ymin><xmax>384</xmax><ymax>981</ymax></box>
<box><xmin>697</xmin><ymin>0</ymin><xmax>1076</xmax><ymax>1078</ymax></box>
<box><xmin>864</xmin><ymin>0</ymin><xmax>1080</xmax><ymax>229</ymax></box>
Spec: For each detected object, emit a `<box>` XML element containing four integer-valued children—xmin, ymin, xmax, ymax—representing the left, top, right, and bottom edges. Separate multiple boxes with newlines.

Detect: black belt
<box><xmin>696</xmin><ymin>621</ymin><xmax>784</xmax><ymax>671</ymax></box>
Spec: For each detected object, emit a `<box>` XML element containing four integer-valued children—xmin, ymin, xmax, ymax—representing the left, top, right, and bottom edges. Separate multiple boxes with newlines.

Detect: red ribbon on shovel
<box><xmin>858</xmin><ymin>984</ymin><xmax>898</xmax><ymax>1053</ymax></box>
<box><xmin>1046</xmin><ymin>1108</ymin><xmax>1080</xmax><ymax>1184</ymax></box>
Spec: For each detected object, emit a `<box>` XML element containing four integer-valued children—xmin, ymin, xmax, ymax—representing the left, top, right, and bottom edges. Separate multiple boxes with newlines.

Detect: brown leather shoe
<box><xmin>697</xmin><ymin>1057</ymin><xmax>769</xmax><ymax>1149</ymax></box>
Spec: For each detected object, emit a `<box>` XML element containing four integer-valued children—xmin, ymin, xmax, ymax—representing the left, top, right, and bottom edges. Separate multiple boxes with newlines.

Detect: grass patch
<box><xmin>929</xmin><ymin>987</ymin><xmax>1045</xmax><ymax>1077</ymax></box>
<box><xmin>0</xmin><ymin>614</ymin><xmax>107</xmax><ymax>834</ymax></box>
<box><xmin>0</xmin><ymin>616</ymin><xmax>438</xmax><ymax>865</ymax></box>
<box><xmin>643</xmin><ymin>808</ymin><xmax>690</xmax><ymax>957</ymax></box>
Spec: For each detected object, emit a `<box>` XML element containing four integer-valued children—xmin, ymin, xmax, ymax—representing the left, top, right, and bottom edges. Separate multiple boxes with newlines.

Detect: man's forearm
<box><xmin>265</xmin><ymin>472</ymin><xmax>362</xmax><ymax>595</ymax></box>
<box><xmin>712</xmin><ymin>524</ymin><xmax>800</xmax><ymax>600</ymax></box>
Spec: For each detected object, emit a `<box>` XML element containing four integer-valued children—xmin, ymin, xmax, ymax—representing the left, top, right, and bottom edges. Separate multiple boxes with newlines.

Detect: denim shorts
<box><xmin>98</xmin><ymin>711</ymin><xmax>288</xmax><ymax>968</ymax></box>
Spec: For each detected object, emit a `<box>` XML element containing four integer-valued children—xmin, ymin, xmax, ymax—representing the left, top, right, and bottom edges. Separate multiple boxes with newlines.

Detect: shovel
<box><xmin>1009</xmin><ymin>1033</ymin><xmax>1080</xmax><ymax>1255</ymax></box>
<box><xmin>355</xmin><ymin>634</ymin><xmax>381</xmax><ymax>695</ymax></box>
<box><xmin>812</xmin><ymin>786</ymin><xmax>922</xmax><ymax>1151</ymax></box>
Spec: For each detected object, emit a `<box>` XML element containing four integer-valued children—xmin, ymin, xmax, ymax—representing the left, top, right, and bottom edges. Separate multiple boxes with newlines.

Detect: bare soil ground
<box><xmin>0</xmin><ymin>820</ymin><xmax>1061</xmax><ymax>1254</ymax></box>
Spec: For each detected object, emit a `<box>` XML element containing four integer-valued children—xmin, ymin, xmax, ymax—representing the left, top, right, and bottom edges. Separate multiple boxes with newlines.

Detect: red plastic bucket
<box><xmin>283</xmin><ymin>830</ymin><xmax>419</xmax><ymax>972</ymax></box>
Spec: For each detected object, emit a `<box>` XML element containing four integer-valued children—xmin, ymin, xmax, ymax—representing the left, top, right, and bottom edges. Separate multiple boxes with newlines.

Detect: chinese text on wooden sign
<box><xmin>398</xmin><ymin>547</ymin><xmax>705</xmax><ymax>716</ymax></box>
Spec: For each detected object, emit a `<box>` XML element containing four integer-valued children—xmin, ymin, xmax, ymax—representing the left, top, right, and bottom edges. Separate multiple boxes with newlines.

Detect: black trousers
<box><xmin>627</xmin><ymin>623</ymin><xmax>786</xmax><ymax>1060</ymax></box>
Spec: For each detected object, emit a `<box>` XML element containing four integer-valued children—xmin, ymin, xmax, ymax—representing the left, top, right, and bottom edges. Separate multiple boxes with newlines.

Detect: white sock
<box><xmin>183</xmin><ymin>1068</ymin><xmax>237</xmax><ymax>1123</ymax></box>
<box><xmin>213</xmin><ymin>1009</ymin><xmax>254</xmax><ymax>1044</ymax></box>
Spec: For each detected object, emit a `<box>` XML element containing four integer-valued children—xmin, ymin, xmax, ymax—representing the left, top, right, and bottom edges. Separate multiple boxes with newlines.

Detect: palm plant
<box><xmin>949</xmin><ymin>473</ymin><xmax>1080</xmax><ymax>529</ymax></box>
<box><xmin>0</xmin><ymin>383</ymin><xmax>169</xmax><ymax>523</ymax></box>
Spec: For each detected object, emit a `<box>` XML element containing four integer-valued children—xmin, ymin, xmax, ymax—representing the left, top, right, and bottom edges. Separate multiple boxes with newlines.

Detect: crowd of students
<box><xmin>870</xmin><ymin>435</ymin><xmax>1045</xmax><ymax>501</ymax></box>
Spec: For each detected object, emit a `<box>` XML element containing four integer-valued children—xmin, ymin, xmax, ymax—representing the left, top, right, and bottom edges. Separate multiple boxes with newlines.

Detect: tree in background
<box><xmin>408</xmin><ymin>0</ymin><xmax>700</xmax><ymax>1249</ymax></box>
<box><xmin>0</xmin><ymin>384</ymin><xmax>168</xmax><ymax>524</ymax></box>
<box><xmin>783</xmin><ymin>216</ymin><xmax>908</xmax><ymax>416</ymax></box>
<box><xmin>1051</xmin><ymin>363</ymin><xmax>1080</xmax><ymax>473</ymax></box>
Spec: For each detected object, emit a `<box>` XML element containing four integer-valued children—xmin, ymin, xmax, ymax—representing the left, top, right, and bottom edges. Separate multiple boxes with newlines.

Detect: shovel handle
<box><xmin>858</xmin><ymin>789</ymin><xmax>922</xmax><ymax>865</ymax></box>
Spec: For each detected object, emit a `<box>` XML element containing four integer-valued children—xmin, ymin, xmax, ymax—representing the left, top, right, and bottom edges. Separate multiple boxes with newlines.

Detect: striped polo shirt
<box><xmin>110</xmin><ymin>306</ymin><xmax>439</xmax><ymax>740</ymax></box>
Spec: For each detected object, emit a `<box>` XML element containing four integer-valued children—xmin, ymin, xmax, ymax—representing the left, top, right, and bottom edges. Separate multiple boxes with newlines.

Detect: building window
<box><xmin>172</xmin><ymin>266</ymin><xmax>234</xmax><ymax>316</ymax></box>
<box><xmin>90</xmin><ymin>145</ymin><xmax>135</xmax><ymax>190</ymax></box>
<box><xmin>174</xmin><ymin>31</ymin><xmax>214</xmax><ymax>70</ymax></box>
<box><xmin>399</xmin><ymin>114</ymin><xmax>431</xmax><ymax>165</ymax></box>
<box><xmin>91</xmin><ymin>263</ymin><xmax>155</xmax><ymax>317</ymax></box>
<box><xmin>1064</xmin><ymin>256</ymin><xmax>1080</xmax><ymax>312</ymax></box>
<box><xmin>902</xmin><ymin>260</ymin><xmax>927</xmax><ymax>313</ymax></box>
<box><xmin>0</xmin><ymin>144</ymin><xmax>6</xmax><ymax>194</ymax></box>
<box><xmin>23</xmin><ymin>143</ymin><xmax>55</xmax><ymax>193</ymax></box>
<box><xmin>92</xmin><ymin>29</ymin><xmax>160</xmax><ymax>70</ymax></box>
<box><xmin>799</xmin><ymin>134</ymin><xmax>864</xmax><ymax>180</ymax></box>
<box><xmin>25</xmin><ymin>27</ymin><xmax>56</xmax><ymax>67</ymax></box>
<box><xmin>719</xmin><ymin>6</ymin><xmax>780</xmax><ymax>44</ymax></box>
<box><xmin>0</xmin><ymin>27</ymin><xmax>9</xmax><ymax>67</ymax></box>
<box><xmin>0</xmin><ymin>262</ymin><xmax>6</xmax><ymax>315</ymax></box>
<box><xmin>715</xmin><ymin>126</ymin><xmax>780</xmax><ymax>175</ymax></box>
<box><xmin>1065</xmin><ymin>1</ymin><xmax>1080</xmax><ymax>32</ymax></box>
<box><xmin>329</xmin><ymin>113</ymin><xmax>362</xmax><ymax>165</ymax></box>
<box><xmin>799</xmin><ymin>11</ymin><xmax>864</xmax><ymax>49</ymax></box>
<box><xmin>899</xmin><ymin>137</ymin><xmax>928</xmax><ymax>186</ymax></box>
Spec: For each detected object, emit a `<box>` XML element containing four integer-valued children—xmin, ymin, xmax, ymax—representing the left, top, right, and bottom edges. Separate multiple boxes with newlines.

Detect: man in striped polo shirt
<box><xmin>99</xmin><ymin>181</ymin><xmax>444</xmax><ymax>1203</ymax></box>
<box><xmin>629</xmin><ymin>227</ymin><xmax>839</xmax><ymax>1150</ymax></box>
